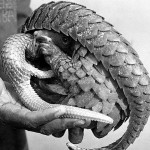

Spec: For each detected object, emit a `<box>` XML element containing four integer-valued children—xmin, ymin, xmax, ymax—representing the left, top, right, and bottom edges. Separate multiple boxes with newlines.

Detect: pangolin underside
<box><xmin>1</xmin><ymin>1</ymin><xmax>150</xmax><ymax>150</ymax></box>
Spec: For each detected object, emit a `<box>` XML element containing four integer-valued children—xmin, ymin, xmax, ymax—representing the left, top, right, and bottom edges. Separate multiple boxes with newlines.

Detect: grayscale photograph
<box><xmin>0</xmin><ymin>0</ymin><xmax>150</xmax><ymax>150</ymax></box>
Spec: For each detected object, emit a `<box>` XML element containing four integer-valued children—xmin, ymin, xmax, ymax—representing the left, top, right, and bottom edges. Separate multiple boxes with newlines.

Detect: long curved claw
<box><xmin>66</xmin><ymin>143</ymin><xmax>82</xmax><ymax>150</ymax></box>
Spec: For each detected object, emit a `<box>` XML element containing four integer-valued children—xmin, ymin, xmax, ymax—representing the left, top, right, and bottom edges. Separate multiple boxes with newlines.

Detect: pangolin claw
<box><xmin>66</xmin><ymin>142</ymin><xmax>82</xmax><ymax>150</ymax></box>
<box><xmin>66</xmin><ymin>142</ymin><xmax>110</xmax><ymax>150</ymax></box>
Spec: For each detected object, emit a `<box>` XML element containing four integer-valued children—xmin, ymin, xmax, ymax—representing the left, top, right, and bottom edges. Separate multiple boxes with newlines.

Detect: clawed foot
<box><xmin>66</xmin><ymin>142</ymin><xmax>111</xmax><ymax>150</ymax></box>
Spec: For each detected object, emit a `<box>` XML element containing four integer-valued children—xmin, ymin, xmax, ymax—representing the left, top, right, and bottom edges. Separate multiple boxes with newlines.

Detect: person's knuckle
<box><xmin>40</xmin><ymin>128</ymin><xmax>50</xmax><ymax>135</ymax></box>
<box><xmin>27</xmin><ymin>120</ymin><xmax>39</xmax><ymax>129</ymax></box>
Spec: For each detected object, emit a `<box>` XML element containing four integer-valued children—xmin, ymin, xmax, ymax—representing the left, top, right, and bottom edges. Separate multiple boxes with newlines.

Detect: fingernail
<box><xmin>74</xmin><ymin>120</ymin><xmax>85</xmax><ymax>127</ymax></box>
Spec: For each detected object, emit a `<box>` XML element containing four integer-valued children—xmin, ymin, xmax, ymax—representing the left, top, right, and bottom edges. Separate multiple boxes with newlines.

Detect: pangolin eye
<box><xmin>62</xmin><ymin>36</ymin><xmax>70</xmax><ymax>45</ymax></box>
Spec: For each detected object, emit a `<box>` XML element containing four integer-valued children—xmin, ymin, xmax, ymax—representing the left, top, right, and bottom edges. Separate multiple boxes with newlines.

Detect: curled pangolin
<box><xmin>1</xmin><ymin>1</ymin><xmax>150</xmax><ymax>150</ymax></box>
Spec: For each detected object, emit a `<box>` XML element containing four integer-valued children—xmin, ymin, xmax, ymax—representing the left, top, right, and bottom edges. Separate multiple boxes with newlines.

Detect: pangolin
<box><xmin>1</xmin><ymin>1</ymin><xmax>150</xmax><ymax>150</ymax></box>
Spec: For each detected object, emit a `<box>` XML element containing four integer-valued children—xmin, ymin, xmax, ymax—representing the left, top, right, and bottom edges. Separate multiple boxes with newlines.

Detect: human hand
<box><xmin>0</xmin><ymin>78</ymin><xmax>90</xmax><ymax>143</ymax></box>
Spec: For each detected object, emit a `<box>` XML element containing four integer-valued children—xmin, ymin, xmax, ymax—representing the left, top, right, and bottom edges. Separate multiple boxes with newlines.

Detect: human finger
<box><xmin>0</xmin><ymin>104</ymin><xmax>66</xmax><ymax>130</ymax></box>
<box><xmin>39</xmin><ymin>118</ymin><xmax>86</xmax><ymax>135</ymax></box>
<box><xmin>68</xmin><ymin>127</ymin><xmax>84</xmax><ymax>144</ymax></box>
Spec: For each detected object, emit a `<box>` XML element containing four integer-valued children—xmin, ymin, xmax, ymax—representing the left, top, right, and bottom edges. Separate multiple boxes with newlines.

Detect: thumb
<box><xmin>0</xmin><ymin>103</ymin><xmax>66</xmax><ymax>130</ymax></box>
<box><xmin>25</xmin><ymin>105</ymin><xmax>67</xmax><ymax>126</ymax></box>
